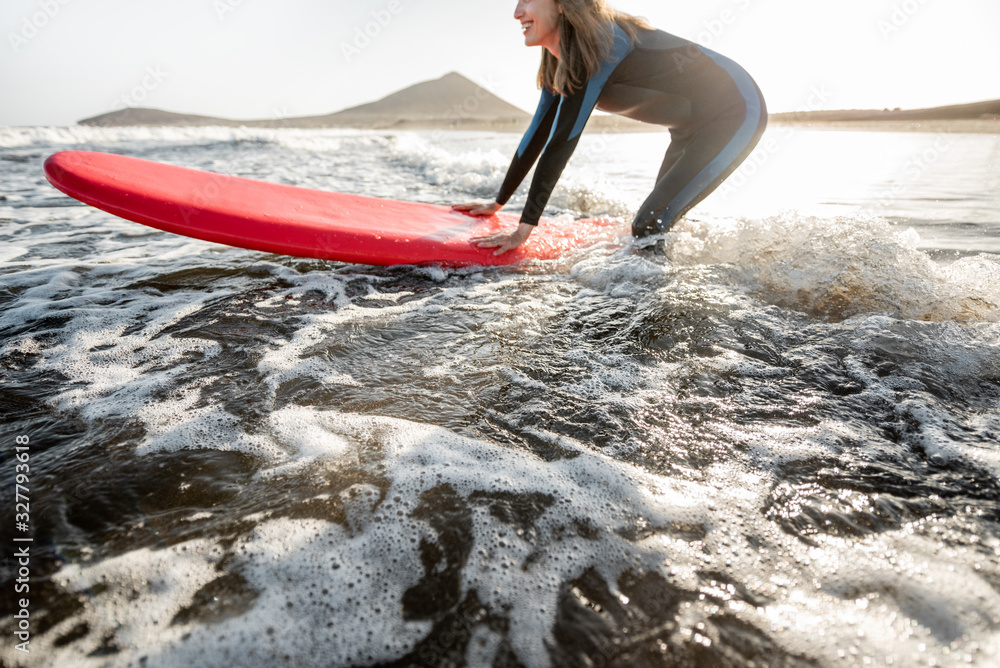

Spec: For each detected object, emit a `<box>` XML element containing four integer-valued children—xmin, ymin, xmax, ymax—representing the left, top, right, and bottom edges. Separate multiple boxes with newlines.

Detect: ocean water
<box><xmin>1</xmin><ymin>124</ymin><xmax>999</xmax><ymax>668</ymax></box>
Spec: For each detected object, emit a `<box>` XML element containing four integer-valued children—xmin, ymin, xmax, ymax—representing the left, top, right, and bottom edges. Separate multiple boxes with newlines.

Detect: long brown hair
<box><xmin>538</xmin><ymin>0</ymin><xmax>649</xmax><ymax>96</ymax></box>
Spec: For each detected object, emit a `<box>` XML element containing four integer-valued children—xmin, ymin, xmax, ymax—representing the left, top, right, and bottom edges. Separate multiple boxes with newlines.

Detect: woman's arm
<box><xmin>452</xmin><ymin>89</ymin><xmax>559</xmax><ymax>254</ymax></box>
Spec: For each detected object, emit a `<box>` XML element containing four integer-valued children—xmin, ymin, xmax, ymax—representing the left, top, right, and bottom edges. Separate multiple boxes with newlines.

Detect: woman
<box><xmin>454</xmin><ymin>0</ymin><xmax>767</xmax><ymax>255</ymax></box>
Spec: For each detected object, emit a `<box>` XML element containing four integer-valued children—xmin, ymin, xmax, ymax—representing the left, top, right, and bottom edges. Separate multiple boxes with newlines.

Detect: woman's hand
<box><xmin>472</xmin><ymin>222</ymin><xmax>534</xmax><ymax>256</ymax></box>
<box><xmin>452</xmin><ymin>201</ymin><xmax>502</xmax><ymax>217</ymax></box>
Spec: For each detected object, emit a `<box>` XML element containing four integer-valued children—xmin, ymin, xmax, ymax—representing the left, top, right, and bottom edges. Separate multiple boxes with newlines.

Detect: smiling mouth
<box><xmin>521</xmin><ymin>21</ymin><xmax>533</xmax><ymax>35</ymax></box>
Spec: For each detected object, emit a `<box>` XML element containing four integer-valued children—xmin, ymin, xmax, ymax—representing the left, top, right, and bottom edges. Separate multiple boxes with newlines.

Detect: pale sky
<box><xmin>2</xmin><ymin>0</ymin><xmax>999</xmax><ymax>127</ymax></box>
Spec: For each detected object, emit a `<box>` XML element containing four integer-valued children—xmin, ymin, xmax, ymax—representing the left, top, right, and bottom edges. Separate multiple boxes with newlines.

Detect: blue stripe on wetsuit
<box><xmin>497</xmin><ymin>25</ymin><xmax>635</xmax><ymax>224</ymax></box>
<box><xmin>654</xmin><ymin>47</ymin><xmax>764</xmax><ymax>228</ymax></box>
<box><xmin>567</xmin><ymin>25</ymin><xmax>635</xmax><ymax>141</ymax></box>
<box><xmin>516</xmin><ymin>89</ymin><xmax>558</xmax><ymax>159</ymax></box>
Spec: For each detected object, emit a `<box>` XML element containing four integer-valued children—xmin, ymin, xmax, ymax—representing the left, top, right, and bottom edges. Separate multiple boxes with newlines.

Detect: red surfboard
<box><xmin>44</xmin><ymin>151</ymin><xmax>625</xmax><ymax>267</ymax></box>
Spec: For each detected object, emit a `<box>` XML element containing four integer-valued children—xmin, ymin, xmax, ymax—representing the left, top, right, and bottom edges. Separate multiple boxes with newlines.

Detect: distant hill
<box><xmin>79</xmin><ymin>72</ymin><xmax>530</xmax><ymax>130</ymax></box>
<box><xmin>320</xmin><ymin>71</ymin><xmax>528</xmax><ymax>123</ymax></box>
<box><xmin>79</xmin><ymin>107</ymin><xmax>245</xmax><ymax>127</ymax></box>
<box><xmin>771</xmin><ymin>98</ymin><xmax>1000</xmax><ymax>123</ymax></box>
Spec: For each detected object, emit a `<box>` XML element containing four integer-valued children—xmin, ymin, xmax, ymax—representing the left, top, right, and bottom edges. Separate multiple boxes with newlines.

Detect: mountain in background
<box><xmin>321</xmin><ymin>71</ymin><xmax>528</xmax><ymax>123</ymax></box>
<box><xmin>770</xmin><ymin>98</ymin><xmax>1000</xmax><ymax>123</ymax></box>
<box><xmin>79</xmin><ymin>72</ymin><xmax>530</xmax><ymax>130</ymax></box>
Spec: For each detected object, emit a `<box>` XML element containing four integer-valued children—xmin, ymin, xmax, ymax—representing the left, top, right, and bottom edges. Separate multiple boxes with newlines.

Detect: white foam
<box><xmin>135</xmin><ymin>393</ymin><xmax>274</xmax><ymax>459</ymax></box>
<box><xmin>668</xmin><ymin>213</ymin><xmax>1000</xmax><ymax>322</ymax></box>
<box><xmin>24</xmin><ymin>402</ymin><xmax>1000</xmax><ymax>667</ymax></box>
<box><xmin>548</xmin><ymin>178</ymin><xmax>635</xmax><ymax>220</ymax></box>
<box><xmin>768</xmin><ymin>531</ymin><xmax>1000</xmax><ymax>666</ymax></box>
<box><xmin>0</xmin><ymin>246</ymin><xmax>29</xmax><ymax>263</ymax></box>
<box><xmin>38</xmin><ymin>540</ymin><xmax>224</xmax><ymax>666</ymax></box>
<box><xmin>37</xmin><ymin>298</ymin><xmax>219</xmax><ymax>417</ymax></box>
<box><xmin>0</xmin><ymin>125</ymin><xmax>369</xmax><ymax>149</ymax></box>
<box><xmin>392</xmin><ymin>132</ymin><xmax>510</xmax><ymax>194</ymax></box>
<box><xmin>171</xmin><ymin>516</ymin><xmax>433</xmax><ymax>667</ymax></box>
<box><xmin>246</xmin><ymin>412</ymin><xmax>728</xmax><ymax>668</ymax></box>
<box><xmin>260</xmin><ymin>406</ymin><xmax>352</xmax><ymax>475</ymax></box>
<box><xmin>570</xmin><ymin>250</ymin><xmax>666</xmax><ymax>292</ymax></box>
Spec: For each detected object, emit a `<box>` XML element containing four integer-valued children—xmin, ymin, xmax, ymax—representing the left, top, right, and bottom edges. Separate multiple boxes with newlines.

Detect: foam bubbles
<box><xmin>668</xmin><ymin>213</ymin><xmax>1000</xmax><ymax>322</ymax></box>
<box><xmin>39</xmin><ymin>540</ymin><xmax>225</xmax><ymax>666</ymax></box>
<box><xmin>0</xmin><ymin>125</ymin><xmax>367</xmax><ymax>150</ymax></box>
<box><xmin>33</xmin><ymin>406</ymin><xmax>1000</xmax><ymax>666</ymax></box>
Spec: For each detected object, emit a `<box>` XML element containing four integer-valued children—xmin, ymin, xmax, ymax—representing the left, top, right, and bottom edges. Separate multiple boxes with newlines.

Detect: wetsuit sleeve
<box><xmin>495</xmin><ymin>88</ymin><xmax>559</xmax><ymax>210</ymax></box>
<box><xmin>495</xmin><ymin>25</ymin><xmax>635</xmax><ymax>226</ymax></box>
<box><xmin>516</xmin><ymin>89</ymin><xmax>592</xmax><ymax>225</ymax></box>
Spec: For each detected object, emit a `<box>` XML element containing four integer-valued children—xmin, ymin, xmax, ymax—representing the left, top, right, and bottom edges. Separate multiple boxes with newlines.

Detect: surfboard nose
<box><xmin>44</xmin><ymin>150</ymin><xmax>92</xmax><ymax>196</ymax></box>
<box><xmin>44</xmin><ymin>150</ymin><xmax>70</xmax><ymax>187</ymax></box>
<box><xmin>45</xmin><ymin>150</ymin><xmax>132</xmax><ymax>208</ymax></box>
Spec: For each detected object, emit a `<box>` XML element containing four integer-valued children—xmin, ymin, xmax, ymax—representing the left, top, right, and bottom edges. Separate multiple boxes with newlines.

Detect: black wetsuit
<box><xmin>495</xmin><ymin>25</ymin><xmax>767</xmax><ymax>237</ymax></box>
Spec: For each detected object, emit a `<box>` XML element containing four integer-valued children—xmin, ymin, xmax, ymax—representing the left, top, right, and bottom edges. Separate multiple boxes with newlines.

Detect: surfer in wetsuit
<box><xmin>454</xmin><ymin>0</ymin><xmax>767</xmax><ymax>255</ymax></box>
